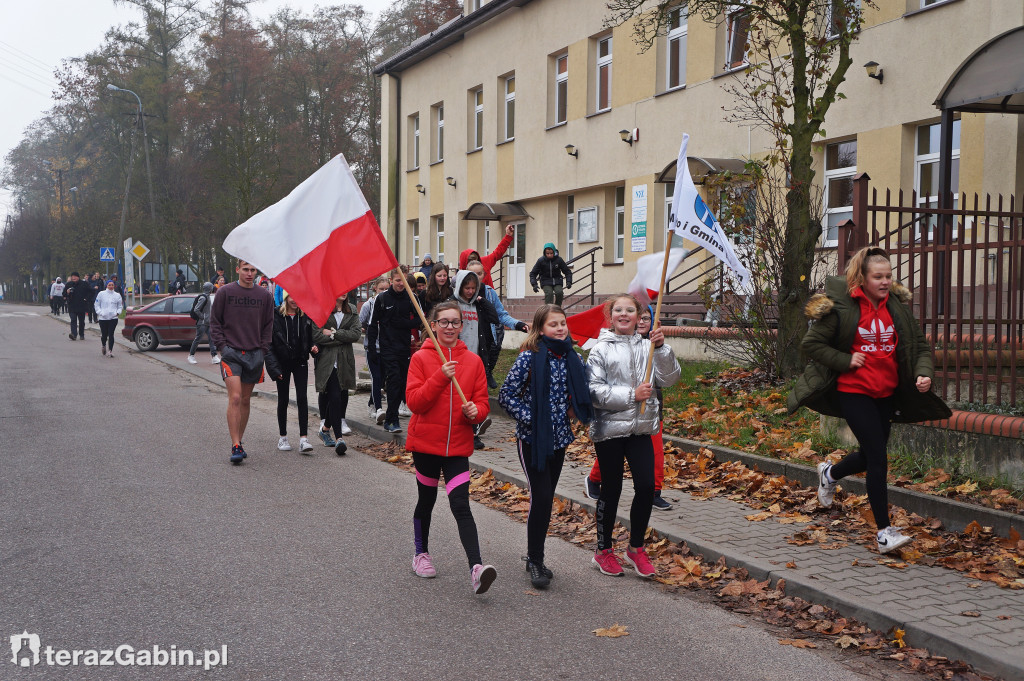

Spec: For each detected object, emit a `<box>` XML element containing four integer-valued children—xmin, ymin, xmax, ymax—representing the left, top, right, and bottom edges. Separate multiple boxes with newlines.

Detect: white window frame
<box><xmin>614</xmin><ymin>186</ymin><xmax>625</xmax><ymax>263</ymax></box>
<box><xmin>667</xmin><ymin>7</ymin><xmax>687</xmax><ymax>90</ymax></box>
<box><xmin>596</xmin><ymin>35</ymin><xmax>612</xmax><ymax>113</ymax></box>
<box><xmin>467</xmin><ymin>0</ymin><xmax>480</xmax><ymax>11</ymax></box>
<box><xmin>503</xmin><ymin>76</ymin><xmax>515</xmax><ymax>141</ymax></box>
<box><xmin>435</xmin><ymin>215</ymin><xmax>445</xmax><ymax>263</ymax></box>
<box><xmin>725</xmin><ymin>5</ymin><xmax>751</xmax><ymax>71</ymax></box>
<box><xmin>472</xmin><ymin>89</ymin><xmax>483</xmax><ymax>151</ymax></box>
<box><xmin>434</xmin><ymin>105</ymin><xmax>444</xmax><ymax>162</ymax></box>
<box><xmin>411</xmin><ymin>220</ymin><xmax>420</xmax><ymax>262</ymax></box>
<box><xmin>412</xmin><ymin>114</ymin><xmax>420</xmax><ymax>169</ymax></box>
<box><xmin>915</xmin><ymin>119</ymin><xmax>960</xmax><ymax>241</ymax></box>
<box><xmin>823</xmin><ymin>140</ymin><xmax>857</xmax><ymax>247</ymax></box>
<box><xmin>566</xmin><ymin>195</ymin><xmax>575</xmax><ymax>260</ymax></box>
<box><xmin>484</xmin><ymin>221</ymin><xmax>491</xmax><ymax>252</ymax></box>
<box><xmin>554</xmin><ymin>53</ymin><xmax>568</xmax><ymax>125</ymax></box>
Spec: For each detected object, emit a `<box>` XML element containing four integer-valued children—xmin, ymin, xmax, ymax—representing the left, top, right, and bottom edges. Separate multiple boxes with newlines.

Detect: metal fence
<box><xmin>840</xmin><ymin>174</ymin><xmax>1024</xmax><ymax>408</ymax></box>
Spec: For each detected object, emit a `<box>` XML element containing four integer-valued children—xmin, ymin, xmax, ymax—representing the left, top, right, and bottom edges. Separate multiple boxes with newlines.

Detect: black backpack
<box><xmin>190</xmin><ymin>294</ymin><xmax>208</xmax><ymax>321</ymax></box>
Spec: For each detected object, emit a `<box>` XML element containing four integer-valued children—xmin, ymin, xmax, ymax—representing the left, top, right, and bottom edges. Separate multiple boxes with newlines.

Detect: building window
<box><xmin>435</xmin><ymin>215</ymin><xmax>445</xmax><ymax>263</ymax></box>
<box><xmin>410</xmin><ymin>114</ymin><xmax>420</xmax><ymax>169</ymax></box>
<box><xmin>667</xmin><ymin>7</ymin><xmax>687</xmax><ymax>90</ymax></box>
<box><xmin>411</xmin><ymin>220</ymin><xmax>420</xmax><ymax>262</ymax></box>
<box><xmin>725</xmin><ymin>6</ymin><xmax>750</xmax><ymax>70</ymax></box>
<box><xmin>614</xmin><ymin>186</ymin><xmax>626</xmax><ymax>263</ymax></box>
<box><xmin>820</xmin><ymin>0</ymin><xmax>860</xmax><ymax>39</ymax></box>
<box><xmin>554</xmin><ymin>53</ymin><xmax>568</xmax><ymax>125</ymax></box>
<box><xmin>467</xmin><ymin>0</ymin><xmax>480</xmax><ymax>11</ymax></box>
<box><xmin>472</xmin><ymin>88</ymin><xmax>483</xmax><ymax>151</ymax></box>
<box><xmin>566</xmin><ymin>195</ymin><xmax>575</xmax><ymax>260</ymax></box>
<box><xmin>503</xmin><ymin>76</ymin><xmax>515</xmax><ymax>141</ymax></box>
<box><xmin>823</xmin><ymin>140</ymin><xmax>856</xmax><ymax>247</ymax></box>
<box><xmin>915</xmin><ymin>119</ymin><xmax>960</xmax><ymax>240</ymax></box>
<box><xmin>432</xmin><ymin>104</ymin><xmax>444</xmax><ymax>163</ymax></box>
<box><xmin>596</xmin><ymin>35</ymin><xmax>612</xmax><ymax>112</ymax></box>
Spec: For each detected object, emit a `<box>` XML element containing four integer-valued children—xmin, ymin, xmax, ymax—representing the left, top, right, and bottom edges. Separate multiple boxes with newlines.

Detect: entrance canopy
<box><xmin>654</xmin><ymin>157</ymin><xmax>749</xmax><ymax>184</ymax></box>
<box><xmin>459</xmin><ymin>201</ymin><xmax>532</xmax><ymax>221</ymax></box>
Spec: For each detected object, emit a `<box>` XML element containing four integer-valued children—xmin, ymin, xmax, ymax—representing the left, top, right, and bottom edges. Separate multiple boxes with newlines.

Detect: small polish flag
<box><xmin>566</xmin><ymin>302</ymin><xmax>607</xmax><ymax>350</ymax></box>
<box><xmin>223</xmin><ymin>155</ymin><xmax>398</xmax><ymax>327</ymax></box>
<box><xmin>627</xmin><ymin>248</ymin><xmax>691</xmax><ymax>307</ymax></box>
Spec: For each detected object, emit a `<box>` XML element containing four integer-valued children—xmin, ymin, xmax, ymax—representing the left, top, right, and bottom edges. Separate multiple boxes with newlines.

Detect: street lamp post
<box><xmin>107</xmin><ymin>84</ymin><xmax>158</xmax><ymax>306</ymax></box>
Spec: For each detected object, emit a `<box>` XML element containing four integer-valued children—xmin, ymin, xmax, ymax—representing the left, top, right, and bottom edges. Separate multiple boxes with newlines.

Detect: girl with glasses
<box><xmin>587</xmin><ymin>294</ymin><xmax>680</xmax><ymax>579</ymax></box>
<box><xmin>404</xmin><ymin>301</ymin><xmax>497</xmax><ymax>595</ymax></box>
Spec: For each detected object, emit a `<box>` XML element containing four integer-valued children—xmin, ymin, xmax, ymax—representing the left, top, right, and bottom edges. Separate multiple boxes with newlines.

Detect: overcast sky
<box><xmin>0</xmin><ymin>0</ymin><xmax>396</xmax><ymax>225</ymax></box>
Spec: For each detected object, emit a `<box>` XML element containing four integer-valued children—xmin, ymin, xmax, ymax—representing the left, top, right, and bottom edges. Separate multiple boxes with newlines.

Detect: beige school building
<box><xmin>374</xmin><ymin>0</ymin><xmax>1024</xmax><ymax>301</ymax></box>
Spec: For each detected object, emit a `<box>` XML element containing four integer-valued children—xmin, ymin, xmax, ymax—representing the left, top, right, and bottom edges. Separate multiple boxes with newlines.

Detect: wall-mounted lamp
<box><xmin>415</xmin><ymin>184</ymin><xmax>425</xmax><ymax>194</ymax></box>
<box><xmin>445</xmin><ymin>176</ymin><xmax>456</xmax><ymax>188</ymax></box>
<box><xmin>619</xmin><ymin>129</ymin><xmax>638</xmax><ymax>146</ymax></box>
<box><xmin>863</xmin><ymin>61</ymin><xmax>883</xmax><ymax>84</ymax></box>
<box><xmin>565</xmin><ymin>144</ymin><xmax>578</xmax><ymax>159</ymax></box>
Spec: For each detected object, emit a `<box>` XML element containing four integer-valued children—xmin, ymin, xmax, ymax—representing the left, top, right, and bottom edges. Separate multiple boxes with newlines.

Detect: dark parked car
<box><xmin>122</xmin><ymin>294</ymin><xmax>206</xmax><ymax>351</ymax></box>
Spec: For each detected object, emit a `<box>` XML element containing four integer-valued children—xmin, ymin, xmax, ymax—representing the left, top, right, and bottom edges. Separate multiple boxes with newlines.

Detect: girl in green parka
<box><xmin>788</xmin><ymin>247</ymin><xmax>951</xmax><ymax>554</ymax></box>
<box><xmin>313</xmin><ymin>295</ymin><xmax>362</xmax><ymax>456</ymax></box>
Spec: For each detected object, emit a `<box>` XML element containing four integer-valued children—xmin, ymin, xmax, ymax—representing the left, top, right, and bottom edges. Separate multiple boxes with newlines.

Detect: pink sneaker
<box><xmin>625</xmin><ymin>546</ymin><xmax>656</xmax><ymax>579</ymax></box>
<box><xmin>413</xmin><ymin>553</ymin><xmax>436</xmax><ymax>578</ymax></box>
<box><xmin>471</xmin><ymin>564</ymin><xmax>497</xmax><ymax>594</ymax></box>
<box><xmin>592</xmin><ymin>548</ymin><xmax>624</xmax><ymax>576</ymax></box>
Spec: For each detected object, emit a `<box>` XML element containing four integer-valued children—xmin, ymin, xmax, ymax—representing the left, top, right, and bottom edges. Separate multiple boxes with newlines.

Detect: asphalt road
<box><xmin>1</xmin><ymin>302</ymin><xmax>904</xmax><ymax>680</ymax></box>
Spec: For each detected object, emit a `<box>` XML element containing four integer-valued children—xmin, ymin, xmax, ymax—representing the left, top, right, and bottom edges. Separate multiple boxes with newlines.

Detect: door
<box><xmin>508</xmin><ymin>223</ymin><xmax>527</xmax><ymax>298</ymax></box>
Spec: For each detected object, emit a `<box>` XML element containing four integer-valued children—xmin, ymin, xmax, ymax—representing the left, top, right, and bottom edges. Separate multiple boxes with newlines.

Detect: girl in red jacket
<box><xmin>406</xmin><ymin>301</ymin><xmax>497</xmax><ymax>594</ymax></box>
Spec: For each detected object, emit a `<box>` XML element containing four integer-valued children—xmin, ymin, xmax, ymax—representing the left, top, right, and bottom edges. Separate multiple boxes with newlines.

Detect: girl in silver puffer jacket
<box><xmin>587</xmin><ymin>293</ymin><xmax>680</xmax><ymax>579</ymax></box>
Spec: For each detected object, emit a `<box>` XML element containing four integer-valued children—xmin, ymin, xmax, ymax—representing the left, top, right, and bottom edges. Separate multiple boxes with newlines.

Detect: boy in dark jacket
<box><xmin>529</xmin><ymin>242</ymin><xmax>572</xmax><ymax>305</ymax></box>
<box><xmin>369</xmin><ymin>269</ymin><xmax>422</xmax><ymax>433</ymax></box>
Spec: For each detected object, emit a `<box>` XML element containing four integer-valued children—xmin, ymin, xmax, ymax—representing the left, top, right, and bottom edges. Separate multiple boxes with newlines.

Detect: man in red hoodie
<box><xmin>458</xmin><ymin>224</ymin><xmax>514</xmax><ymax>289</ymax></box>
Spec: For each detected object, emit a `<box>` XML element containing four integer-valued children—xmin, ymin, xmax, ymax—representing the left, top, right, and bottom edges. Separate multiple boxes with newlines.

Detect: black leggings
<box><xmin>276</xmin><ymin>363</ymin><xmax>308</xmax><ymax>437</ymax></box>
<box><xmin>317</xmin><ymin>369</ymin><xmax>348</xmax><ymax>439</ymax></box>
<box><xmin>594</xmin><ymin>434</ymin><xmax>655</xmax><ymax>551</ymax></box>
<box><xmin>516</xmin><ymin>440</ymin><xmax>564</xmax><ymax>564</ymax></box>
<box><xmin>832</xmin><ymin>392</ymin><xmax>894</xmax><ymax>530</ymax></box>
<box><xmin>412</xmin><ymin>453</ymin><xmax>482</xmax><ymax>568</ymax></box>
<box><xmin>98</xmin><ymin>319</ymin><xmax>118</xmax><ymax>350</ymax></box>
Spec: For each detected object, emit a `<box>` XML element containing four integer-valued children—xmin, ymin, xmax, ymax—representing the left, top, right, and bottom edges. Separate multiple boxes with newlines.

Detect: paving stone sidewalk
<box><xmin>61</xmin><ymin>314</ymin><xmax>1024</xmax><ymax>680</ymax></box>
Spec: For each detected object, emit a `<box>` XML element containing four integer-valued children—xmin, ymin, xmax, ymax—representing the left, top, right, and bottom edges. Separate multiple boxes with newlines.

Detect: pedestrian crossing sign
<box><xmin>100</xmin><ymin>247</ymin><xmax>115</xmax><ymax>262</ymax></box>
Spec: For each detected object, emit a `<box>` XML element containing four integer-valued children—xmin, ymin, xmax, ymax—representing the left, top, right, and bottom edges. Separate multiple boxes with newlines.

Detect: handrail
<box><xmin>561</xmin><ymin>246</ymin><xmax>603</xmax><ymax>313</ymax></box>
<box><xmin>565</xmin><ymin>245</ymin><xmax>603</xmax><ymax>267</ymax></box>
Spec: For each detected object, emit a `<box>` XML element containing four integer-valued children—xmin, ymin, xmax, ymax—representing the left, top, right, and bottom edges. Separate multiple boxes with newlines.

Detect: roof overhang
<box><xmin>934</xmin><ymin>26</ymin><xmax>1024</xmax><ymax>114</ymax></box>
<box><xmin>655</xmin><ymin>157</ymin><xmax>751</xmax><ymax>184</ymax></box>
<box><xmin>459</xmin><ymin>202</ymin><xmax>532</xmax><ymax>221</ymax></box>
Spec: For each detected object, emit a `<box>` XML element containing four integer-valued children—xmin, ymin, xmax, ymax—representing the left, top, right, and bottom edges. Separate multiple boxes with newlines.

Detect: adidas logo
<box><xmin>857</xmin><ymin>319</ymin><xmax>894</xmax><ymax>344</ymax></box>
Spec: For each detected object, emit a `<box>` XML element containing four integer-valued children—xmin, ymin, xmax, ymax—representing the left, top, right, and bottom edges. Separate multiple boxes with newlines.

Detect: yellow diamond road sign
<box><xmin>130</xmin><ymin>242</ymin><xmax>150</xmax><ymax>260</ymax></box>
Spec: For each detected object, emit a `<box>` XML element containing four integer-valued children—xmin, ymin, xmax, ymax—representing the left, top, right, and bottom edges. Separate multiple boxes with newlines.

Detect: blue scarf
<box><xmin>530</xmin><ymin>336</ymin><xmax>593</xmax><ymax>471</ymax></box>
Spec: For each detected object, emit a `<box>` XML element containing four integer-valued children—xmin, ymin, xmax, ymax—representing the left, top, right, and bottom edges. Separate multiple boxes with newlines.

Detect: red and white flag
<box><xmin>627</xmin><ymin>248</ymin><xmax>690</xmax><ymax>307</ymax></box>
<box><xmin>566</xmin><ymin>302</ymin><xmax>607</xmax><ymax>350</ymax></box>
<box><xmin>222</xmin><ymin>155</ymin><xmax>398</xmax><ymax>327</ymax></box>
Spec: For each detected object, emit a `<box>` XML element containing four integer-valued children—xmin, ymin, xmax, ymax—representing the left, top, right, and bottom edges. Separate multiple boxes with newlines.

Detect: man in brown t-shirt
<box><xmin>210</xmin><ymin>260</ymin><xmax>278</xmax><ymax>465</ymax></box>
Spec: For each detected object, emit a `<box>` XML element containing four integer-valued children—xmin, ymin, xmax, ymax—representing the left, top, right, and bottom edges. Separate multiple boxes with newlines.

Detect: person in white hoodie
<box><xmin>94</xmin><ymin>280</ymin><xmax>124</xmax><ymax>357</ymax></box>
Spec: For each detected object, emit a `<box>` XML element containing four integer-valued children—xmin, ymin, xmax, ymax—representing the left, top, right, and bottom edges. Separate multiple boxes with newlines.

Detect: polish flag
<box><xmin>627</xmin><ymin>248</ymin><xmax>691</xmax><ymax>307</ymax></box>
<box><xmin>222</xmin><ymin>155</ymin><xmax>398</xmax><ymax>327</ymax></box>
<box><xmin>566</xmin><ymin>303</ymin><xmax>607</xmax><ymax>350</ymax></box>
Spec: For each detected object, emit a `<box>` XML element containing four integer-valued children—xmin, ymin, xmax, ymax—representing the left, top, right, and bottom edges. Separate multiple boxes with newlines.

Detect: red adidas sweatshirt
<box><xmin>836</xmin><ymin>287</ymin><xmax>899</xmax><ymax>398</ymax></box>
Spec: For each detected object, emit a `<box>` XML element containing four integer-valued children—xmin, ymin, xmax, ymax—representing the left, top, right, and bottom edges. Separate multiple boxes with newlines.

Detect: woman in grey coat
<box><xmin>587</xmin><ymin>293</ymin><xmax>680</xmax><ymax>580</ymax></box>
<box><xmin>312</xmin><ymin>295</ymin><xmax>361</xmax><ymax>455</ymax></box>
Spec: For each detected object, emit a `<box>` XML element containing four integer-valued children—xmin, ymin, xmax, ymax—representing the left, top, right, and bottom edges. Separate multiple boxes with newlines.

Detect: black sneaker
<box><xmin>474</xmin><ymin>436</ymin><xmax>485</xmax><ymax>450</ymax></box>
<box><xmin>523</xmin><ymin>556</ymin><xmax>553</xmax><ymax>580</ymax></box>
<box><xmin>652</xmin><ymin>492</ymin><xmax>672</xmax><ymax>511</ymax></box>
<box><xmin>584</xmin><ymin>477</ymin><xmax>601</xmax><ymax>500</ymax></box>
<box><xmin>335</xmin><ymin>440</ymin><xmax>347</xmax><ymax>456</ymax></box>
<box><xmin>487</xmin><ymin>374</ymin><xmax>498</xmax><ymax>389</ymax></box>
<box><xmin>68</xmin><ymin>333</ymin><xmax>76</xmax><ymax>341</ymax></box>
<box><xmin>525</xmin><ymin>559</ymin><xmax>550</xmax><ymax>589</ymax></box>
<box><xmin>230</xmin><ymin>445</ymin><xmax>245</xmax><ymax>465</ymax></box>
<box><xmin>475</xmin><ymin>416</ymin><xmax>492</xmax><ymax>438</ymax></box>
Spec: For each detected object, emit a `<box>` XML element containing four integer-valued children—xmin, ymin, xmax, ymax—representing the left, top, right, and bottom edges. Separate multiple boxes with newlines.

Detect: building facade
<box><xmin>375</xmin><ymin>0</ymin><xmax>1024</xmax><ymax>300</ymax></box>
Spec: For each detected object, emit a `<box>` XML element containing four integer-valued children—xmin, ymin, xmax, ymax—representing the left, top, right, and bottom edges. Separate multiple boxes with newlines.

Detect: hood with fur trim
<box><xmin>804</xmin><ymin>276</ymin><xmax>912</xmax><ymax>320</ymax></box>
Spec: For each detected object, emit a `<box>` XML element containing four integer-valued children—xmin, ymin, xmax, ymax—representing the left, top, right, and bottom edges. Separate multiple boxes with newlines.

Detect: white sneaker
<box><xmin>368</xmin><ymin>404</ymin><xmax>377</xmax><ymax>419</ymax></box>
<box><xmin>816</xmin><ymin>461</ymin><xmax>838</xmax><ymax>508</ymax></box>
<box><xmin>187</xmin><ymin>355</ymin><xmax>197</xmax><ymax>364</ymax></box>
<box><xmin>212</xmin><ymin>355</ymin><xmax>221</xmax><ymax>364</ymax></box>
<box><xmin>877</xmin><ymin>526</ymin><xmax>913</xmax><ymax>554</ymax></box>
<box><xmin>398</xmin><ymin>402</ymin><xmax>412</xmax><ymax>417</ymax></box>
<box><xmin>341</xmin><ymin>419</ymin><xmax>352</xmax><ymax>436</ymax></box>
<box><xmin>277</xmin><ymin>436</ymin><xmax>292</xmax><ymax>451</ymax></box>
<box><xmin>298</xmin><ymin>437</ymin><xmax>313</xmax><ymax>453</ymax></box>
<box><xmin>375</xmin><ymin>408</ymin><xmax>387</xmax><ymax>425</ymax></box>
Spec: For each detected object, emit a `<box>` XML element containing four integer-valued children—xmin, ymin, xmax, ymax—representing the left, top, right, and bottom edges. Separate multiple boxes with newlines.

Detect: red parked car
<box><xmin>122</xmin><ymin>294</ymin><xmax>206</xmax><ymax>351</ymax></box>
